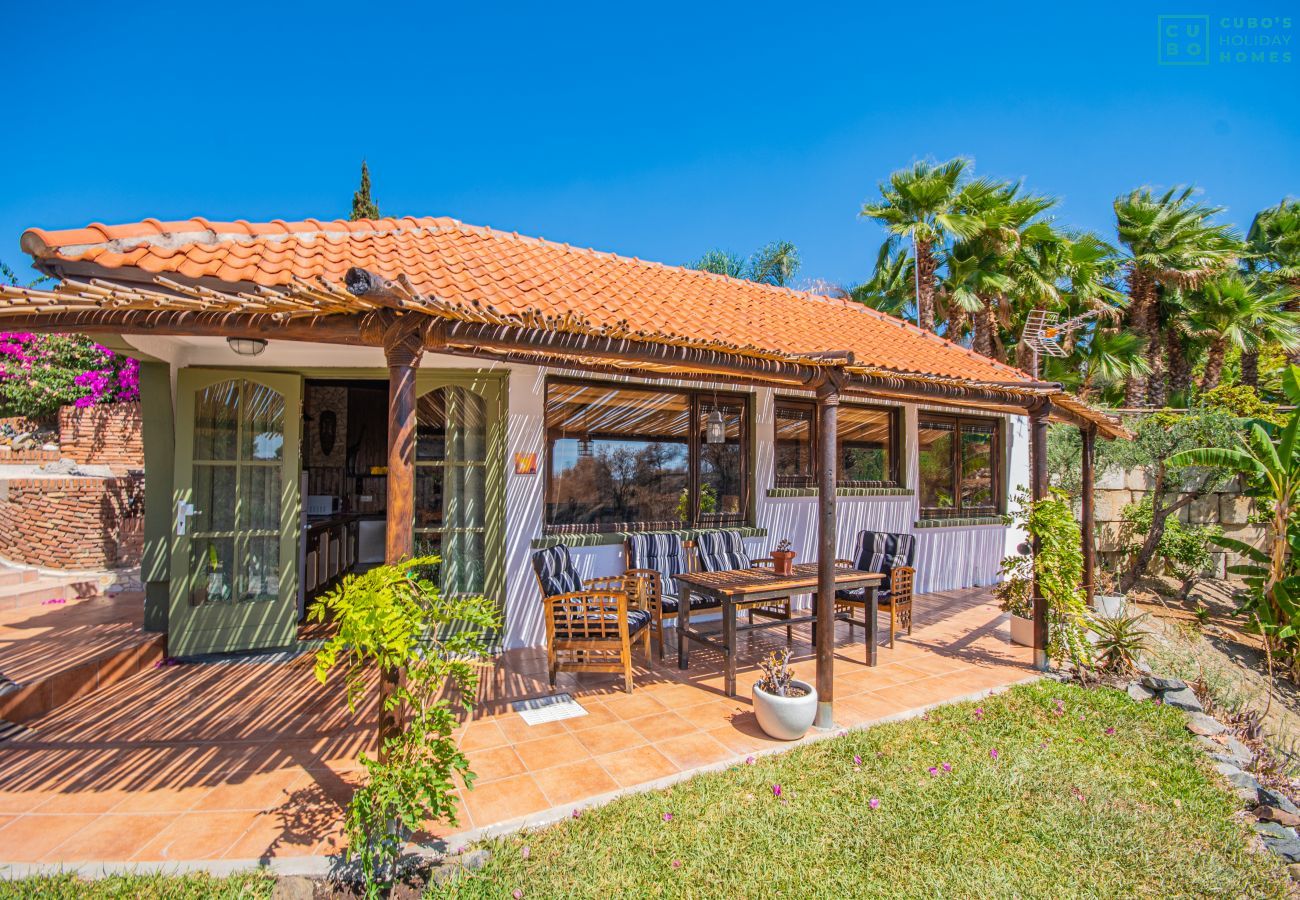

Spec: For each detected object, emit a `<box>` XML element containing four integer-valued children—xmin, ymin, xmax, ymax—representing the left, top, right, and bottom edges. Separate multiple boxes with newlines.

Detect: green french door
<box><xmin>169</xmin><ymin>369</ymin><xmax>302</xmax><ymax>657</ymax></box>
<box><xmin>413</xmin><ymin>377</ymin><xmax>505</xmax><ymax>611</ymax></box>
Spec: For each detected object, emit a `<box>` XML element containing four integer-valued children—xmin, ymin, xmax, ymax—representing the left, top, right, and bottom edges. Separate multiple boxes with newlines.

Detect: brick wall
<box><xmin>58</xmin><ymin>403</ymin><xmax>144</xmax><ymax>470</ymax></box>
<box><xmin>0</xmin><ymin>475</ymin><xmax>144</xmax><ymax>569</ymax></box>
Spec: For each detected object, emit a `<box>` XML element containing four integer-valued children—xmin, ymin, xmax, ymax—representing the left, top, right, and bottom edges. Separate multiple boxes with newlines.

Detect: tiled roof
<box><xmin>21</xmin><ymin>216</ymin><xmax>1033</xmax><ymax>385</ymax></box>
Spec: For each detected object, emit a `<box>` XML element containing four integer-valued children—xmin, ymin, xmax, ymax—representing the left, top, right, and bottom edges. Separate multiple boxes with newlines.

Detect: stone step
<box><xmin>0</xmin><ymin>576</ymin><xmax>98</xmax><ymax>611</ymax></box>
<box><xmin>0</xmin><ymin>567</ymin><xmax>40</xmax><ymax>587</ymax></box>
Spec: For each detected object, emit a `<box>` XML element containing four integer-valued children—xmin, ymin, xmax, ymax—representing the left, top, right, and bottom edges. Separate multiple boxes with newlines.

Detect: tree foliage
<box><xmin>691</xmin><ymin>241</ymin><xmax>801</xmax><ymax>288</ymax></box>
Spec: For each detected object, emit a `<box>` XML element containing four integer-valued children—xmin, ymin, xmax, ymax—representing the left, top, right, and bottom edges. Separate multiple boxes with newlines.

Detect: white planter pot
<box><xmin>1093</xmin><ymin>594</ymin><xmax>1127</xmax><ymax>619</ymax></box>
<box><xmin>753</xmin><ymin>679</ymin><xmax>818</xmax><ymax>741</ymax></box>
<box><xmin>1010</xmin><ymin>613</ymin><xmax>1035</xmax><ymax>647</ymax></box>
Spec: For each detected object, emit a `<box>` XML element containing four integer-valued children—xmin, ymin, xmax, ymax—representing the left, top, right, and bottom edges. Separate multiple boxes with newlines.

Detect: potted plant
<box><xmin>770</xmin><ymin>539</ymin><xmax>797</xmax><ymax>576</ymax></box>
<box><xmin>994</xmin><ymin>551</ymin><xmax>1035</xmax><ymax>647</ymax></box>
<box><xmin>752</xmin><ymin>648</ymin><xmax>817</xmax><ymax>740</ymax></box>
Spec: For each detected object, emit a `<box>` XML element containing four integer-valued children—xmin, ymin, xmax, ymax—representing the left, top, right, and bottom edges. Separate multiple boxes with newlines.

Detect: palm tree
<box><xmin>689</xmin><ymin>242</ymin><xmax>801</xmax><ymax>287</ymax></box>
<box><xmin>1245</xmin><ymin>199</ymin><xmax>1300</xmax><ymax>374</ymax></box>
<box><xmin>1184</xmin><ymin>274</ymin><xmax>1299</xmax><ymax>391</ymax></box>
<box><xmin>1113</xmin><ymin>186</ymin><xmax>1239</xmax><ymax>407</ymax></box>
<box><xmin>849</xmin><ymin>250</ymin><xmax>913</xmax><ymax>319</ymax></box>
<box><xmin>861</xmin><ymin>158</ymin><xmax>982</xmax><ymax>333</ymax></box>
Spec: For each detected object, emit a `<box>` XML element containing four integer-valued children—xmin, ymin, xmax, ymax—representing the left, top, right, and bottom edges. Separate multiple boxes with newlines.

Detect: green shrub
<box><xmin>1003</xmin><ymin>489</ymin><xmax>1091</xmax><ymax>665</ymax></box>
<box><xmin>310</xmin><ymin>556</ymin><xmax>501</xmax><ymax>895</ymax></box>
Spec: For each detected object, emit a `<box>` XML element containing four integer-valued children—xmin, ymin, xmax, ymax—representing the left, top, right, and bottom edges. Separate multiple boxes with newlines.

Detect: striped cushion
<box><xmin>695</xmin><ymin>529</ymin><xmax>751</xmax><ymax>572</ymax></box>
<box><xmin>554</xmin><ymin>607</ymin><xmax>652</xmax><ymax>637</ymax></box>
<box><xmin>837</xmin><ymin>530</ymin><xmax>916</xmax><ymax>604</ymax></box>
<box><xmin>626</xmin><ymin>532</ymin><xmax>688</xmax><ymax>602</ymax></box>
<box><xmin>531</xmin><ymin>545</ymin><xmax>584</xmax><ymax>598</ymax></box>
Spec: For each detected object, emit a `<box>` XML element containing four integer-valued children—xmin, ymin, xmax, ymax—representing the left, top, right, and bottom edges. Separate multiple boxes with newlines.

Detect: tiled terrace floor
<box><xmin>0</xmin><ymin>587</ymin><xmax>1033</xmax><ymax>867</ymax></box>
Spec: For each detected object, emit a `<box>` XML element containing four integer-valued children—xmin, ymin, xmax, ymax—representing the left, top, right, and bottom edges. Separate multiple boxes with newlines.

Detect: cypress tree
<box><xmin>350</xmin><ymin>161</ymin><xmax>380</xmax><ymax>221</ymax></box>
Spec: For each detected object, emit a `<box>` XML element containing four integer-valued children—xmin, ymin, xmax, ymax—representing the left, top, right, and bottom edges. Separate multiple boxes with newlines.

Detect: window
<box><xmin>917</xmin><ymin>414</ymin><xmax>1001</xmax><ymax>518</ymax></box>
<box><xmin>545</xmin><ymin>380</ymin><xmax>748</xmax><ymax>532</ymax></box>
<box><xmin>773</xmin><ymin>399</ymin><xmax>899</xmax><ymax>489</ymax></box>
<box><xmin>415</xmin><ymin>386</ymin><xmax>487</xmax><ymax>594</ymax></box>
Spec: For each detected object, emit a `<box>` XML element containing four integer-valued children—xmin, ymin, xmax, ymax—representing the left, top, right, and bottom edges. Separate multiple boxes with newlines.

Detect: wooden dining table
<box><xmin>674</xmin><ymin>563</ymin><xmax>885</xmax><ymax>698</ymax></box>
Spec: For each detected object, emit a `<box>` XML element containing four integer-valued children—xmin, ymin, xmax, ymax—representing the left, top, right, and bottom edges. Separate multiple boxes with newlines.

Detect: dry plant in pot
<box><xmin>752</xmin><ymin>648</ymin><xmax>817</xmax><ymax>740</ymax></box>
<box><xmin>770</xmin><ymin>539</ymin><xmax>797</xmax><ymax>576</ymax></box>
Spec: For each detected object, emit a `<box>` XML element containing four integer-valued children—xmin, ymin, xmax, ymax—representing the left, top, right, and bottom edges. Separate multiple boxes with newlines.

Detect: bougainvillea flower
<box><xmin>1105</xmin><ymin>727</ymin><xmax>1116</xmax><ymax>736</ymax></box>
<box><xmin>662</xmin><ymin>813</ymin><xmax>673</xmax><ymax>822</ymax></box>
<box><xmin>990</xmin><ymin>748</ymin><xmax>999</xmax><ymax>760</ymax></box>
<box><xmin>869</xmin><ymin>797</ymin><xmax>880</xmax><ymax>809</ymax></box>
<box><xmin>853</xmin><ymin>754</ymin><xmax>862</xmax><ymax>766</ymax></box>
<box><xmin>942</xmin><ymin>762</ymin><xmax>952</xmax><ymax>773</ymax></box>
<box><xmin>772</xmin><ymin>784</ymin><xmax>782</xmax><ymax>797</ymax></box>
<box><xmin>671</xmin><ymin>860</ymin><xmax>683</xmax><ymax>869</ymax></box>
<box><xmin>928</xmin><ymin>766</ymin><xmax>938</xmax><ymax>776</ymax></box>
<box><xmin>521</xmin><ymin>845</ymin><xmax>530</xmax><ymax>860</ymax></box>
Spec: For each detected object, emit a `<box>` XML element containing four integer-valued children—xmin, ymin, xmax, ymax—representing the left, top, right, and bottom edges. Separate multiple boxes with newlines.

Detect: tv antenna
<box><xmin>1020</xmin><ymin>309</ymin><xmax>1102</xmax><ymax>379</ymax></box>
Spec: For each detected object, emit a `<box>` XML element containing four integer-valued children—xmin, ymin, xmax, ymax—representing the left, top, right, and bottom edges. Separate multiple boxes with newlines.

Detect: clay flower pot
<box><xmin>771</xmin><ymin>549</ymin><xmax>797</xmax><ymax>576</ymax></box>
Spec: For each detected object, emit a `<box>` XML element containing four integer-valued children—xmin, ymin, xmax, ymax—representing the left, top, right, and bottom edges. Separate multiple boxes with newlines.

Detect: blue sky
<box><xmin>1</xmin><ymin>1</ymin><xmax>1295</xmax><ymax>287</ymax></box>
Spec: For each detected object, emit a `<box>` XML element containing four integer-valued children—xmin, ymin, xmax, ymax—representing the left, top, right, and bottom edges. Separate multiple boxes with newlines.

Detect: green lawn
<box><xmin>0</xmin><ymin>872</ymin><xmax>272</xmax><ymax>899</ymax></box>
<box><xmin>438</xmin><ymin>681</ymin><xmax>1286</xmax><ymax>899</ymax></box>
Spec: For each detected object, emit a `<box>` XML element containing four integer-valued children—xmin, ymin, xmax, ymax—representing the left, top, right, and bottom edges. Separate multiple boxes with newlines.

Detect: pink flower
<box><xmin>745</xmin><ymin>756</ymin><xmax>756</xmax><ymax>765</ymax></box>
<box><xmin>990</xmin><ymin>748</ymin><xmax>999</xmax><ymax>761</ymax></box>
<box><xmin>928</xmin><ymin>766</ymin><xmax>938</xmax><ymax>776</ymax></box>
<box><xmin>853</xmin><ymin>754</ymin><xmax>862</xmax><ymax>766</ymax></box>
<box><xmin>1105</xmin><ymin>727</ymin><xmax>1116</xmax><ymax>736</ymax></box>
<box><xmin>671</xmin><ymin>860</ymin><xmax>682</xmax><ymax>870</ymax></box>
<box><xmin>662</xmin><ymin>813</ymin><xmax>673</xmax><ymax>822</ymax></box>
<box><xmin>521</xmin><ymin>845</ymin><xmax>530</xmax><ymax>860</ymax></box>
<box><xmin>869</xmin><ymin>797</ymin><xmax>880</xmax><ymax>809</ymax></box>
<box><xmin>973</xmin><ymin>707</ymin><xmax>984</xmax><ymax>719</ymax></box>
<box><xmin>572</xmin><ymin>809</ymin><xmax>581</xmax><ymax>819</ymax></box>
<box><xmin>942</xmin><ymin>762</ymin><xmax>952</xmax><ymax>773</ymax></box>
<box><xmin>513</xmin><ymin>891</ymin><xmax>523</xmax><ymax>899</ymax></box>
<box><xmin>772</xmin><ymin>784</ymin><xmax>782</xmax><ymax>798</ymax></box>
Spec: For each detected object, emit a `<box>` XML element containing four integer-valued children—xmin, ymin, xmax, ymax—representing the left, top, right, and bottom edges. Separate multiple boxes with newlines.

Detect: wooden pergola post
<box><xmin>1029</xmin><ymin>400</ymin><xmax>1052</xmax><ymax>671</ymax></box>
<box><xmin>1081</xmin><ymin>424</ymin><xmax>1097</xmax><ymax>608</ymax></box>
<box><xmin>814</xmin><ymin>381</ymin><xmax>840</xmax><ymax>729</ymax></box>
<box><xmin>379</xmin><ymin>321</ymin><xmax>423</xmax><ymax>759</ymax></box>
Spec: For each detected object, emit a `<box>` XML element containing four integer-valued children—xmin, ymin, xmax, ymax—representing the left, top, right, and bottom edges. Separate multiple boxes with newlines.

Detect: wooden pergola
<box><xmin>0</xmin><ymin>266</ymin><xmax>1124</xmax><ymax>729</ymax></box>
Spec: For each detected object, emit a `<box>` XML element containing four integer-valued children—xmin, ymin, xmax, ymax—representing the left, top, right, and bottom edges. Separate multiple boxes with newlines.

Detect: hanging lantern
<box><xmin>578</xmin><ymin>436</ymin><xmax>593</xmax><ymax>458</ymax></box>
<box><xmin>705</xmin><ymin>408</ymin><xmax>726</xmax><ymax>444</ymax></box>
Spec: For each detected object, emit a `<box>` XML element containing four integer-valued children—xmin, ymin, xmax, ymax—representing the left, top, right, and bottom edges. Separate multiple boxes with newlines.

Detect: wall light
<box><xmin>705</xmin><ymin>408</ymin><xmax>726</xmax><ymax>444</ymax></box>
<box><xmin>227</xmin><ymin>337</ymin><xmax>268</xmax><ymax>357</ymax></box>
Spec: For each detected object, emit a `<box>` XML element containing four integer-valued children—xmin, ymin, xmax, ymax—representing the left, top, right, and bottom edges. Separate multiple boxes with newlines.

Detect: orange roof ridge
<box><xmin>20</xmin><ymin>214</ymin><xmax>1037</xmax><ymax>385</ymax></box>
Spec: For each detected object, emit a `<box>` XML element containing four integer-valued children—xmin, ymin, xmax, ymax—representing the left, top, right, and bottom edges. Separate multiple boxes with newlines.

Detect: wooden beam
<box><xmin>1029</xmin><ymin>400</ymin><xmax>1051</xmax><ymax>671</ymax></box>
<box><xmin>378</xmin><ymin>320</ymin><xmax>424</xmax><ymax>762</ymax></box>
<box><xmin>0</xmin><ymin>309</ymin><xmax>373</xmax><ymax>343</ymax></box>
<box><xmin>1081</xmin><ymin>424</ymin><xmax>1097</xmax><ymax>608</ymax></box>
<box><xmin>814</xmin><ymin>382</ymin><xmax>839</xmax><ymax>729</ymax></box>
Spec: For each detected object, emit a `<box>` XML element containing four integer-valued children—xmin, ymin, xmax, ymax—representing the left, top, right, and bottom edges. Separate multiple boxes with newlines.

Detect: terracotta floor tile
<box><xmin>495</xmin><ymin>714</ymin><xmax>569</xmax><ymax>744</ymax></box>
<box><xmin>561</xmin><ymin>700</ymin><xmax>622</xmax><ymax>732</ymax></box>
<box><xmin>109</xmin><ymin>784</ymin><xmax>215</xmax><ymax>815</ymax></box>
<box><xmin>460</xmin><ymin>774</ymin><xmax>550</xmax><ymax>825</ymax></box>
<box><xmin>43</xmin><ymin>813</ymin><xmax>173</xmax><ymax>863</ymax></box>
<box><xmin>674</xmin><ymin>699</ymin><xmax>747</xmax><ymax>731</ymax></box>
<box><xmin>458</xmin><ymin>720</ymin><xmax>509</xmax><ymax>752</ymax></box>
<box><xmin>191</xmin><ymin>769</ymin><xmax>301</xmax><ymax>813</ymax></box>
<box><xmin>0</xmin><ymin>814</ymin><xmax>95</xmax><ymax>862</ymax></box>
<box><xmin>602</xmin><ymin>692</ymin><xmax>669</xmax><ymax>721</ymax></box>
<box><xmin>655</xmin><ymin>732</ymin><xmax>734</xmax><ymax>770</ymax></box>
<box><xmin>33</xmin><ymin>788</ymin><xmax>133</xmax><ymax>815</ymax></box>
<box><xmin>530</xmin><ymin>760</ymin><xmax>619</xmax><ymax>808</ymax></box>
<box><xmin>131</xmin><ymin>810</ymin><xmax>258</xmax><ymax>861</ymax></box>
<box><xmin>595</xmin><ymin>745</ymin><xmax>680</xmax><ymax>788</ymax></box>
<box><xmin>464</xmin><ymin>745</ymin><xmax>527</xmax><ymax>783</ymax></box>
<box><xmin>572</xmin><ymin>721</ymin><xmax>648</xmax><ymax>756</ymax></box>
<box><xmin>512</xmin><ymin>732</ymin><xmax>589</xmax><ymax>773</ymax></box>
<box><xmin>705</xmin><ymin>724</ymin><xmax>765</xmax><ymax>756</ymax></box>
<box><xmin>625</xmin><ymin>711</ymin><xmax>697</xmax><ymax>743</ymax></box>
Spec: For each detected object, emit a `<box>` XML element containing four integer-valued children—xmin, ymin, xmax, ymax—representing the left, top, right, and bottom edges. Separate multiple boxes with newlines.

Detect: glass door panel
<box><xmin>415</xmin><ymin>385</ymin><xmax>487</xmax><ymax>595</ymax></box>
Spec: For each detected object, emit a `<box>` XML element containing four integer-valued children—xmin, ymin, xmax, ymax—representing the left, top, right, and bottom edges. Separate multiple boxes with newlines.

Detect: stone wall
<box><xmin>0</xmin><ymin>475</ymin><xmax>144</xmax><ymax>570</ymax></box>
<box><xmin>57</xmin><ymin>403</ymin><xmax>143</xmax><ymax>471</ymax></box>
<box><xmin>1094</xmin><ymin>468</ymin><xmax>1264</xmax><ymax>578</ymax></box>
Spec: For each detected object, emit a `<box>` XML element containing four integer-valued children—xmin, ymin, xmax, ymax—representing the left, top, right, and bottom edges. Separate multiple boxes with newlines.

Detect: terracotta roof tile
<box><xmin>22</xmin><ymin>215</ymin><xmax>1033</xmax><ymax>384</ymax></box>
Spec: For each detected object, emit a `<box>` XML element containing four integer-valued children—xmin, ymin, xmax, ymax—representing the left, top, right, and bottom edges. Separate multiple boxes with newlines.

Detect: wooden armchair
<box><xmin>530</xmin><ymin>545</ymin><xmax>651</xmax><ymax>693</ymax></box>
<box><xmin>835</xmin><ymin>530</ymin><xmax>918</xmax><ymax>650</ymax></box>
<box><xmin>695</xmin><ymin>529</ymin><xmax>792</xmax><ymax>643</ymax></box>
<box><xmin>624</xmin><ymin>532</ymin><xmax>722</xmax><ymax>659</ymax></box>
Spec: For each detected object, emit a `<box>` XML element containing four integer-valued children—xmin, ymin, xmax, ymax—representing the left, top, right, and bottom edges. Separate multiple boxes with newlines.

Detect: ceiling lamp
<box><xmin>227</xmin><ymin>337</ymin><xmax>268</xmax><ymax>357</ymax></box>
<box><xmin>705</xmin><ymin>408</ymin><xmax>726</xmax><ymax>444</ymax></box>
